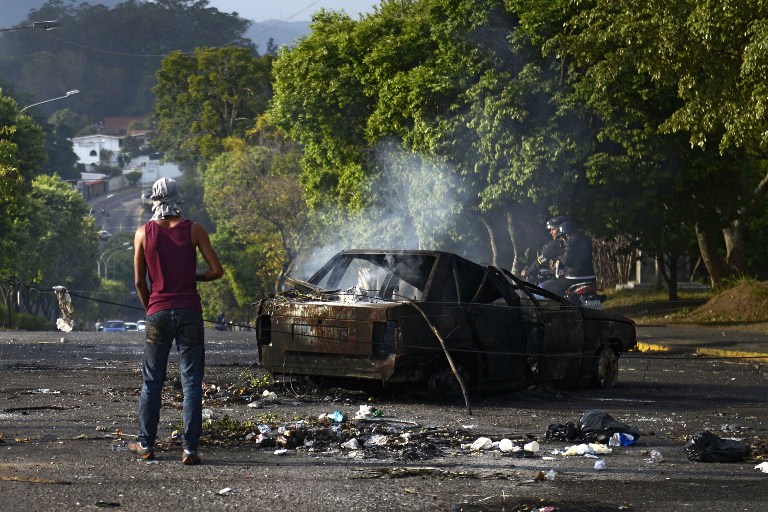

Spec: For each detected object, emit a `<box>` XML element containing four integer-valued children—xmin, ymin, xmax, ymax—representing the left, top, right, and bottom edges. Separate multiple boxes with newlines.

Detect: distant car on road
<box><xmin>97</xmin><ymin>230</ymin><xmax>112</xmax><ymax>241</ymax></box>
<box><xmin>136</xmin><ymin>320</ymin><xmax>146</xmax><ymax>331</ymax></box>
<box><xmin>102</xmin><ymin>320</ymin><xmax>126</xmax><ymax>332</ymax></box>
<box><xmin>125</xmin><ymin>322</ymin><xmax>138</xmax><ymax>331</ymax></box>
<box><xmin>255</xmin><ymin>250</ymin><xmax>637</xmax><ymax>397</ymax></box>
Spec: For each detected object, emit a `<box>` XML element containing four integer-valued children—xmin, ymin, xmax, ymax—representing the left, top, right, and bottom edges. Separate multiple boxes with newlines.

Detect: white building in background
<box><xmin>72</xmin><ymin>134</ymin><xmax>123</xmax><ymax>167</ymax></box>
<box><xmin>129</xmin><ymin>154</ymin><xmax>182</xmax><ymax>192</ymax></box>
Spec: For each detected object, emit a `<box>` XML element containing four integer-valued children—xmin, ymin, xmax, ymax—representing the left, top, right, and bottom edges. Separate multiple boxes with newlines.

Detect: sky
<box><xmin>206</xmin><ymin>0</ymin><xmax>377</xmax><ymax>22</ymax></box>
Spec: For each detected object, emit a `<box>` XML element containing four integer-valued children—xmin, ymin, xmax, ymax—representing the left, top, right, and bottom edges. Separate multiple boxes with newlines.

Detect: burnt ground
<box><xmin>1</xmin><ymin>329</ymin><xmax>767</xmax><ymax>511</ymax></box>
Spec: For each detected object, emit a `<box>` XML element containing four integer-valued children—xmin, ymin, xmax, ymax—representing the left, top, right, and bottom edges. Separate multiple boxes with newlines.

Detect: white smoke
<box><xmin>290</xmin><ymin>139</ymin><xmax>469</xmax><ymax>279</ymax></box>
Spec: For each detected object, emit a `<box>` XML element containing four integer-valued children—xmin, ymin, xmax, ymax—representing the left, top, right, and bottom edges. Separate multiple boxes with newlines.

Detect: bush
<box><xmin>14</xmin><ymin>313</ymin><xmax>56</xmax><ymax>331</ymax></box>
<box><xmin>0</xmin><ymin>307</ymin><xmax>56</xmax><ymax>331</ymax></box>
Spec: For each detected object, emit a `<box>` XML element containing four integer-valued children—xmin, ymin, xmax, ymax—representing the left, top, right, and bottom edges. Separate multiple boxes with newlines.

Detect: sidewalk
<box><xmin>635</xmin><ymin>323</ymin><xmax>768</xmax><ymax>361</ymax></box>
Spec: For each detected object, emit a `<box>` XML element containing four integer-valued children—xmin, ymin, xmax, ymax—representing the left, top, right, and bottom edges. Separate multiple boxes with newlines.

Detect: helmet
<box><xmin>557</xmin><ymin>221</ymin><xmax>576</xmax><ymax>239</ymax></box>
<box><xmin>546</xmin><ymin>216</ymin><xmax>570</xmax><ymax>230</ymax></box>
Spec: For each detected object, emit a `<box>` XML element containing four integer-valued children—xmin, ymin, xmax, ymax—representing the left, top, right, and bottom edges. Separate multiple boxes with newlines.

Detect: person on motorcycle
<box><xmin>540</xmin><ymin>221</ymin><xmax>596</xmax><ymax>297</ymax></box>
<box><xmin>520</xmin><ymin>216</ymin><xmax>570</xmax><ymax>280</ymax></box>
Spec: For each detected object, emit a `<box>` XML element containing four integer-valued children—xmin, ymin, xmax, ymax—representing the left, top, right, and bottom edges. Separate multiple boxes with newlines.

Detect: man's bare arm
<box><xmin>192</xmin><ymin>222</ymin><xmax>224</xmax><ymax>282</ymax></box>
<box><xmin>133</xmin><ymin>225</ymin><xmax>150</xmax><ymax>310</ymax></box>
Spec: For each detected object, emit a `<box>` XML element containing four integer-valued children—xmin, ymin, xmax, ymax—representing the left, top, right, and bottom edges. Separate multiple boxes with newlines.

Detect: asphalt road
<box><xmin>91</xmin><ymin>188</ymin><xmax>146</xmax><ymax>244</ymax></box>
<box><xmin>1</xmin><ymin>328</ymin><xmax>766</xmax><ymax>511</ymax></box>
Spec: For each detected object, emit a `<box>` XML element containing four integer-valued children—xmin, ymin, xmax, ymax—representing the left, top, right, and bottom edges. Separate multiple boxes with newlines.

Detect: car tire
<box><xmin>591</xmin><ymin>344</ymin><xmax>618</xmax><ymax>389</ymax></box>
<box><xmin>427</xmin><ymin>363</ymin><xmax>470</xmax><ymax>401</ymax></box>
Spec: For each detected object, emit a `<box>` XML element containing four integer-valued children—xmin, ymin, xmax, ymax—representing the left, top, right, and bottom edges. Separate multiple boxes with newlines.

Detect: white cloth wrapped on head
<box><xmin>150</xmin><ymin>177</ymin><xmax>183</xmax><ymax>219</ymax></box>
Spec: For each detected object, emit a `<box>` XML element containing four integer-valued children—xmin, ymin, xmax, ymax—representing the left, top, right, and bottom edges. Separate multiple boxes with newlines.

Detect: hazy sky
<box><xmin>206</xmin><ymin>0</ymin><xmax>377</xmax><ymax>22</ymax></box>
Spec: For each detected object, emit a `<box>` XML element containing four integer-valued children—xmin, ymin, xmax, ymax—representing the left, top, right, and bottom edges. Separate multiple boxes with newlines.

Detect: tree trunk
<box><xmin>505</xmin><ymin>211</ymin><xmax>521</xmax><ymax>274</ymax></box>
<box><xmin>1</xmin><ymin>286</ymin><xmax>11</xmax><ymax>329</ymax></box>
<box><xmin>723</xmin><ymin>220</ymin><xmax>747</xmax><ymax>273</ymax></box>
<box><xmin>657</xmin><ymin>253</ymin><xmax>679</xmax><ymax>301</ymax></box>
<box><xmin>694</xmin><ymin>221</ymin><xmax>728</xmax><ymax>287</ymax></box>
<box><xmin>479</xmin><ymin>214</ymin><xmax>499</xmax><ymax>268</ymax></box>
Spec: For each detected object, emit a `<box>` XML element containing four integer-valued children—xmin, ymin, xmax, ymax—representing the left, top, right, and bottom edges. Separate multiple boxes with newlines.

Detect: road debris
<box><xmin>685</xmin><ymin>431</ymin><xmax>751</xmax><ymax>462</ymax></box>
<box><xmin>0</xmin><ymin>476</ymin><xmax>72</xmax><ymax>485</ymax></box>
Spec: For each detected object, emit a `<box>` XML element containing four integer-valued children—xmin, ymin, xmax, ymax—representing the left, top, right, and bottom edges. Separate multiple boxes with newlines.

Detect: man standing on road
<box><xmin>129</xmin><ymin>177</ymin><xmax>224</xmax><ymax>465</ymax></box>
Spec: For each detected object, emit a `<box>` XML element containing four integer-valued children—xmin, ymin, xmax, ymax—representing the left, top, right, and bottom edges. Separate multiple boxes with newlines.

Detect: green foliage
<box><xmin>20</xmin><ymin>175</ymin><xmax>99</xmax><ymax>320</ymax></box>
<box><xmin>12</xmin><ymin>312</ymin><xmax>56</xmax><ymax>331</ymax></box>
<box><xmin>153</xmin><ymin>48</ymin><xmax>273</xmax><ymax>163</ymax></box>
<box><xmin>124</xmin><ymin>170</ymin><xmax>142</xmax><ymax>186</ymax></box>
<box><xmin>202</xmin><ymin>126</ymin><xmax>309</xmax><ymax>293</ymax></box>
<box><xmin>0</xmin><ymin>0</ymin><xmax>254</xmax><ymax>122</ymax></box>
<box><xmin>237</xmin><ymin>370</ymin><xmax>274</xmax><ymax>389</ymax></box>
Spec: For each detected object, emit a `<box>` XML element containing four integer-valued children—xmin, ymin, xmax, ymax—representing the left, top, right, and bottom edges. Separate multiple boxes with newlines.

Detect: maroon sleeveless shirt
<box><xmin>144</xmin><ymin>219</ymin><xmax>202</xmax><ymax>316</ymax></box>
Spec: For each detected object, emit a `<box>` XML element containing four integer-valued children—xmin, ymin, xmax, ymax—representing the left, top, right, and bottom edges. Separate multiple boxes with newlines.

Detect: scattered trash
<box><xmin>354</xmin><ymin>404</ymin><xmax>382</xmax><ymax>419</ymax></box>
<box><xmin>578</xmin><ymin>410</ymin><xmax>640</xmax><ymax>444</ymax></box>
<box><xmin>342</xmin><ymin>438</ymin><xmax>361</xmax><ymax>450</ymax></box>
<box><xmin>470</xmin><ymin>437</ymin><xmax>493</xmax><ymax>451</ymax></box>
<box><xmin>649</xmin><ymin>449</ymin><xmax>664</xmax><ymax>463</ymax></box>
<box><xmin>217</xmin><ymin>487</ymin><xmax>234</xmax><ymax>496</ymax></box>
<box><xmin>498</xmin><ymin>438</ymin><xmax>517</xmax><ymax>452</ymax></box>
<box><xmin>755</xmin><ymin>462</ymin><xmax>768</xmax><ymax>473</ymax></box>
<box><xmin>274</xmin><ymin>448</ymin><xmax>288</xmax><ymax>455</ymax></box>
<box><xmin>545</xmin><ymin>469</ymin><xmax>557</xmax><ymax>480</ymax></box>
<box><xmin>562</xmin><ymin>443</ymin><xmax>612</xmax><ymax>457</ymax></box>
<box><xmin>523</xmin><ymin>441</ymin><xmax>540</xmax><ymax>453</ymax></box>
<box><xmin>52</xmin><ymin>286</ymin><xmax>74</xmax><ymax>333</ymax></box>
<box><xmin>685</xmin><ymin>431</ymin><xmax>750</xmax><ymax>462</ymax></box>
<box><xmin>261</xmin><ymin>390</ymin><xmax>278</xmax><ymax>402</ymax></box>
<box><xmin>545</xmin><ymin>421</ymin><xmax>580</xmax><ymax>442</ymax></box>
<box><xmin>201</xmin><ymin>409</ymin><xmax>215</xmax><ymax>420</ymax></box>
<box><xmin>609</xmin><ymin>432</ymin><xmax>636</xmax><ymax>447</ymax></box>
<box><xmin>32</xmin><ymin>389</ymin><xmax>60</xmax><ymax>394</ymax></box>
<box><xmin>594</xmin><ymin>459</ymin><xmax>607</xmax><ymax>470</ymax></box>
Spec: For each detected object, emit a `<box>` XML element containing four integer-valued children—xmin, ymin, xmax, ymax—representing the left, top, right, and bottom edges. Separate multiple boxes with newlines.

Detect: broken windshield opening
<box><xmin>311</xmin><ymin>254</ymin><xmax>436</xmax><ymax>301</ymax></box>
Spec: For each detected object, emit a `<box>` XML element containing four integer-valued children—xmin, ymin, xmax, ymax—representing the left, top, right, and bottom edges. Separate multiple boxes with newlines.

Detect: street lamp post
<box><xmin>0</xmin><ymin>20</ymin><xmax>60</xmax><ymax>33</ymax></box>
<box><xmin>105</xmin><ymin>246</ymin><xmax>133</xmax><ymax>280</ymax></box>
<box><xmin>98</xmin><ymin>242</ymin><xmax>130</xmax><ymax>278</ymax></box>
<box><xmin>19</xmin><ymin>89</ymin><xmax>80</xmax><ymax>114</ymax></box>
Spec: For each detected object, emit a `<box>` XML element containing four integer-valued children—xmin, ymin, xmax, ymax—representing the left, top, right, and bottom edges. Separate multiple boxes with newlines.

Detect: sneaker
<box><xmin>182</xmin><ymin>450</ymin><xmax>201</xmax><ymax>465</ymax></box>
<box><xmin>128</xmin><ymin>441</ymin><xmax>154</xmax><ymax>460</ymax></box>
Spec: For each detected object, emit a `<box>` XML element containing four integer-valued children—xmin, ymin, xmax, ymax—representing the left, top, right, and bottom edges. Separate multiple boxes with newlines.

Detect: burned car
<box><xmin>255</xmin><ymin>250</ymin><xmax>636</xmax><ymax>396</ymax></box>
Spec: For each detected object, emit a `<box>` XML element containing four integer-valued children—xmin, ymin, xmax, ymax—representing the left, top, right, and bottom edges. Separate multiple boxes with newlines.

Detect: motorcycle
<box><xmin>563</xmin><ymin>280</ymin><xmax>605</xmax><ymax>309</ymax></box>
<box><xmin>526</xmin><ymin>267</ymin><xmax>605</xmax><ymax>309</ymax></box>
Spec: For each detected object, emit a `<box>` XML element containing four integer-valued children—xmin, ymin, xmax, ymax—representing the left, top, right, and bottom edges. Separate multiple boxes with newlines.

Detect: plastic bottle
<box><xmin>650</xmin><ymin>449</ymin><xmax>664</xmax><ymax>463</ymax></box>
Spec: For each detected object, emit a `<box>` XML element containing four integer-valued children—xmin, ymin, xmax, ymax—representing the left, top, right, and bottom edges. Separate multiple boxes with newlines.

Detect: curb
<box><xmin>635</xmin><ymin>342</ymin><xmax>768</xmax><ymax>361</ymax></box>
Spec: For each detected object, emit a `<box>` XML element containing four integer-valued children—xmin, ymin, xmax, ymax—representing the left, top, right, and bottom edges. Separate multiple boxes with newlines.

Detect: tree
<box><xmin>202</xmin><ymin>125</ymin><xmax>309</xmax><ymax>293</ymax></box>
<box><xmin>269</xmin><ymin>1</ymin><xmax>579</xmax><ymax>266</ymax></box>
<box><xmin>125</xmin><ymin>170</ymin><xmax>142</xmax><ymax>186</ymax></box>
<box><xmin>0</xmin><ymin>92</ymin><xmax>47</xmax><ymax>326</ymax></box>
<box><xmin>19</xmin><ymin>175</ymin><xmax>99</xmax><ymax>322</ymax></box>
<box><xmin>0</xmin><ymin>0</ymin><xmax>254</xmax><ymax>122</ymax></box>
<box><xmin>542</xmin><ymin>0</ymin><xmax>768</xmax><ymax>287</ymax></box>
<box><xmin>153</xmin><ymin>47</ymin><xmax>273</xmax><ymax>164</ymax></box>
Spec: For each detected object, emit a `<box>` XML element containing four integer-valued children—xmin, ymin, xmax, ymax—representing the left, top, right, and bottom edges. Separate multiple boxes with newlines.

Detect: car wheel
<box><xmin>427</xmin><ymin>363</ymin><xmax>470</xmax><ymax>400</ymax></box>
<box><xmin>591</xmin><ymin>345</ymin><xmax>618</xmax><ymax>389</ymax></box>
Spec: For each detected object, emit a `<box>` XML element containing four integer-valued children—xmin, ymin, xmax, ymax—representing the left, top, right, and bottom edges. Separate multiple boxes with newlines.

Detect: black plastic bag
<box><xmin>577</xmin><ymin>409</ymin><xmax>641</xmax><ymax>443</ymax></box>
<box><xmin>546</xmin><ymin>421</ymin><xmax>581</xmax><ymax>442</ymax></box>
<box><xmin>685</xmin><ymin>431</ymin><xmax>750</xmax><ymax>462</ymax></box>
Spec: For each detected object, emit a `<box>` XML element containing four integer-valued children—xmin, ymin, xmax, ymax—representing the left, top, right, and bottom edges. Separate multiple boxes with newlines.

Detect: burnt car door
<box><xmin>459</xmin><ymin>263</ymin><xmax>529</xmax><ymax>388</ymax></box>
<box><xmin>501</xmin><ymin>271</ymin><xmax>584</xmax><ymax>383</ymax></box>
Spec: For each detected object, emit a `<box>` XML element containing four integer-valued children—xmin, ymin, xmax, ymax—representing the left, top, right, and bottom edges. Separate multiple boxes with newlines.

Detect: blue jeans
<box><xmin>137</xmin><ymin>309</ymin><xmax>205</xmax><ymax>453</ymax></box>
